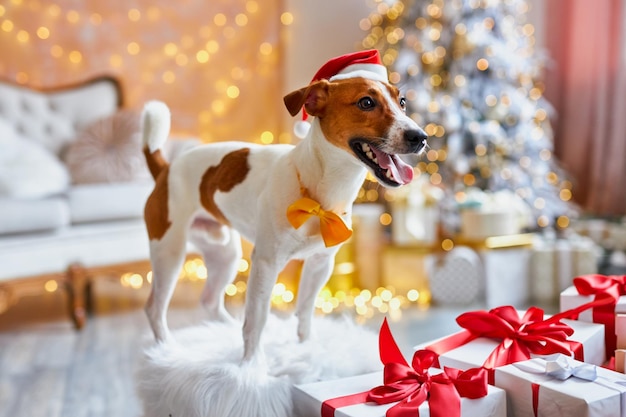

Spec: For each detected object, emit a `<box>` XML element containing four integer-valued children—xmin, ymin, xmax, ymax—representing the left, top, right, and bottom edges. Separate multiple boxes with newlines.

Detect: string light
<box><xmin>260</xmin><ymin>131</ymin><xmax>273</xmax><ymax>144</ymax></box>
<box><xmin>44</xmin><ymin>280</ymin><xmax>58</xmax><ymax>292</ymax></box>
<box><xmin>441</xmin><ymin>238</ymin><xmax>454</xmax><ymax>251</ymax></box>
<box><xmin>128</xmin><ymin>8</ymin><xmax>141</xmax><ymax>22</ymax></box>
<box><xmin>68</xmin><ymin>50</ymin><xmax>82</xmax><ymax>64</ymax></box>
<box><xmin>379</xmin><ymin>213</ymin><xmax>393</xmax><ymax>226</ymax></box>
<box><xmin>429</xmin><ymin>172</ymin><xmax>442</xmax><ymax>185</ymax></box>
<box><xmin>66</xmin><ymin>10</ymin><xmax>80</xmax><ymax>24</ymax></box>
<box><xmin>556</xmin><ymin>215</ymin><xmax>570</xmax><ymax>228</ymax></box>
<box><xmin>1</xmin><ymin>20</ymin><xmax>14</xmax><ymax>32</ymax></box>
<box><xmin>36</xmin><ymin>26</ymin><xmax>50</xmax><ymax>39</ymax></box>
<box><xmin>476</xmin><ymin>58</ymin><xmax>489</xmax><ymax>71</ymax></box>
<box><xmin>246</xmin><ymin>1</ymin><xmax>259</xmax><ymax>13</ymax></box>
<box><xmin>16</xmin><ymin>30</ymin><xmax>29</xmax><ymax>43</ymax></box>
<box><xmin>107</xmin><ymin>255</ymin><xmax>430</xmax><ymax>316</ymax></box>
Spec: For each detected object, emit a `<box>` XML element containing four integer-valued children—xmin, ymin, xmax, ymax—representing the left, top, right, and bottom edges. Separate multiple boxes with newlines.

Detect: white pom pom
<box><xmin>293</xmin><ymin>120</ymin><xmax>311</xmax><ymax>139</ymax></box>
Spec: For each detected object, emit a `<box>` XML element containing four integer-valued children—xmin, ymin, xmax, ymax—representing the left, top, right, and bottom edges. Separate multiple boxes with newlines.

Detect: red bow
<box><xmin>574</xmin><ymin>274</ymin><xmax>626</xmax><ymax>301</ymax></box>
<box><xmin>572</xmin><ymin>274</ymin><xmax>626</xmax><ymax>357</ymax></box>
<box><xmin>455</xmin><ymin>306</ymin><xmax>581</xmax><ymax>369</ymax></box>
<box><xmin>366</xmin><ymin>319</ymin><xmax>488</xmax><ymax>417</ymax></box>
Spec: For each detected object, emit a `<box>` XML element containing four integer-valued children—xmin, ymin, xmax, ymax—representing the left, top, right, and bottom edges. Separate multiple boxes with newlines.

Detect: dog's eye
<box><xmin>357</xmin><ymin>97</ymin><xmax>376</xmax><ymax>111</ymax></box>
<box><xmin>399</xmin><ymin>97</ymin><xmax>407</xmax><ymax>110</ymax></box>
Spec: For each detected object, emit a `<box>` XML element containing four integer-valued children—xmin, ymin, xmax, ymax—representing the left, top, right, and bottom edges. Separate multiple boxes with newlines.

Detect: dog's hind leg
<box><xmin>145</xmin><ymin>221</ymin><xmax>189</xmax><ymax>342</ymax></box>
<box><xmin>188</xmin><ymin>218</ymin><xmax>241</xmax><ymax>323</ymax></box>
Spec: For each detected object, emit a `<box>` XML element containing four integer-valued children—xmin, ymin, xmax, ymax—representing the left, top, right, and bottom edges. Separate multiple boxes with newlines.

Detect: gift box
<box><xmin>560</xmin><ymin>286</ymin><xmax>626</xmax><ymax>323</ymax></box>
<box><xmin>352</xmin><ymin>204</ymin><xmax>385</xmax><ymax>290</ymax></box>
<box><xmin>481</xmin><ymin>246</ymin><xmax>531</xmax><ymax>308</ymax></box>
<box><xmin>460</xmin><ymin>209</ymin><xmax>520</xmax><ymax>240</ymax></box>
<box><xmin>457</xmin><ymin>189</ymin><xmax>530</xmax><ymax>241</ymax></box>
<box><xmin>417</xmin><ymin>306</ymin><xmax>606</xmax><ymax>372</ymax></box>
<box><xmin>293</xmin><ymin>371</ymin><xmax>507</xmax><ymax>417</ymax></box>
<box><xmin>559</xmin><ymin>275</ymin><xmax>626</xmax><ymax>357</ymax></box>
<box><xmin>429</xmin><ymin>246</ymin><xmax>482</xmax><ymax>305</ymax></box>
<box><xmin>494</xmin><ymin>355</ymin><xmax>626</xmax><ymax>417</ymax></box>
<box><xmin>388</xmin><ymin>173</ymin><xmax>442</xmax><ymax>247</ymax></box>
<box><xmin>293</xmin><ymin>318</ymin><xmax>507</xmax><ymax>417</ymax></box>
<box><xmin>530</xmin><ymin>234</ymin><xmax>600</xmax><ymax>304</ymax></box>
<box><xmin>380</xmin><ymin>246</ymin><xmax>432</xmax><ymax>298</ymax></box>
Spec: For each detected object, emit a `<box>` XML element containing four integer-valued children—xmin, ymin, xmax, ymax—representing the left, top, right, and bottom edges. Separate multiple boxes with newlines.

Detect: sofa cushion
<box><xmin>0</xmin><ymin>219</ymin><xmax>150</xmax><ymax>281</ymax></box>
<box><xmin>0</xmin><ymin>118</ymin><xmax>70</xmax><ymax>199</ymax></box>
<box><xmin>0</xmin><ymin>78</ymin><xmax>120</xmax><ymax>156</ymax></box>
<box><xmin>64</xmin><ymin>110</ymin><xmax>150</xmax><ymax>184</ymax></box>
<box><xmin>0</xmin><ymin>196</ymin><xmax>70</xmax><ymax>235</ymax></box>
<box><xmin>68</xmin><ymin>181</ymin><xmax>154</xmax><ymax>224</ymax></box>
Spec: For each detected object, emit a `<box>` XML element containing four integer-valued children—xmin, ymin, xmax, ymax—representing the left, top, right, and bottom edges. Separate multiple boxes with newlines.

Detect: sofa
<box><xmin>0</xmin><ymin>76</ymin><xmax>196</xmax><ymax>328</ymax></box>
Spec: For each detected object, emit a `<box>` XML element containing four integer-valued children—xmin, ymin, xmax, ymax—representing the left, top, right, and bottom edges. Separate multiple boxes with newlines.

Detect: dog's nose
<box><xmin>404</xmin><ymin>128</ymin><xmax>428</xmax><ymax>153</ymax></box>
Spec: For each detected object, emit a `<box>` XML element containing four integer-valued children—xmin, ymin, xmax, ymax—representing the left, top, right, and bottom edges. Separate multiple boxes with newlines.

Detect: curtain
<box><xmin>544</xmin><ymin>0</ymin><xmax>626</xmax><ymax>216</ymax></box>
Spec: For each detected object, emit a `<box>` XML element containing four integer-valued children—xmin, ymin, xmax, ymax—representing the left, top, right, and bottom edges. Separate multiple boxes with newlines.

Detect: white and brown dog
<box><xmin>141</xmin><ymin>50</ymin><xmax>427</xmax><ymax>363</ymax></box>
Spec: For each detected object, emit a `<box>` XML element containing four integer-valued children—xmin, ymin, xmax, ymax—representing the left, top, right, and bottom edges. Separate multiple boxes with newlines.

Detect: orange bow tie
<box><xmin>286</xmin><ymin>197</ymin><xmax>353</xmax><ymax>247</ymax></box>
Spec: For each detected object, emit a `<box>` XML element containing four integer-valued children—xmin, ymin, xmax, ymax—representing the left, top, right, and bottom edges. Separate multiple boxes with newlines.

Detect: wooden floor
<box><xmin>0</xmin><ymin>277</ymin><xmax>504</xmax><ymax>417</ymax></box>
<box><xmin>0</xmin><ymin>278</ymin><xmax>209</xmax><ymax>417</ymax></box>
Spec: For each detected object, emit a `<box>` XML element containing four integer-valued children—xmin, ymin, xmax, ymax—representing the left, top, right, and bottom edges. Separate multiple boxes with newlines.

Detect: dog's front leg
<box><xmin>242</xmin><ymin>246</ymin><xmax>288</xmax><ymax>364</ymax></box>
<box><xmin>295</xmin><ymin>251</ymin><xmax>337</xmax><ymax>342</ymax></box>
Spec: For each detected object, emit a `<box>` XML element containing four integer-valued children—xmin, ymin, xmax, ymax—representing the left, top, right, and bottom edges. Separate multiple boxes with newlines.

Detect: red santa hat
<box><xmin>293</xmin><ymin>49</ymin><xmax>388</xmax><ymax>138</ymax></box>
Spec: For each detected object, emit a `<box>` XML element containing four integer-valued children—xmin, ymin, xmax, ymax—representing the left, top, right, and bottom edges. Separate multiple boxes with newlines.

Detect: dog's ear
<box><xmin>283</xmin><ymin>80</ymin><xmax>330</xmax><ymax>118</ymax></box>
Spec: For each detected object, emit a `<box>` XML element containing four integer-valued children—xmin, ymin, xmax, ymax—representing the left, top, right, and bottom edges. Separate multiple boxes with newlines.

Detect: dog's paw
<box><xmin>204</xmin><ymin>306</ymin><xmax>240</xmax><ymax>326</ymax></box>
<box><xmin>297</xmin><ymin>321</ymin><xmax>314</xmax><ymax>343</ymax></box>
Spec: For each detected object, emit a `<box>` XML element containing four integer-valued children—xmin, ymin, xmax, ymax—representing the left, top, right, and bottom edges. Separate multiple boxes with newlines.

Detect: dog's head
<box><xmin>284</xmin><ymin>77</ymin><xmax>427</xmax><ymax>187</ymax></box>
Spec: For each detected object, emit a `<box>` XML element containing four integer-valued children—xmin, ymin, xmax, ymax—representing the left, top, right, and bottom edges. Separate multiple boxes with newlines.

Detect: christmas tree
<box><xmin>361</xmin><ymin>0</ymin><xmax>576</xmax><ymax>234</ymax></box>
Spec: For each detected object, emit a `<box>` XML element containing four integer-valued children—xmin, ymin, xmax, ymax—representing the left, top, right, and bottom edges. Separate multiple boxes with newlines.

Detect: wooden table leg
<box><xmin>66</xmin><ymin>263</ymin><xmax>89</xmax><ymax>329</ymax></box>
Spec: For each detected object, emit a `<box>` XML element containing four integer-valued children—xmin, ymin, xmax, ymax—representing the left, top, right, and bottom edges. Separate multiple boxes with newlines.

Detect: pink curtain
<box><xmin>544</xmin><ymin>0</ymin><xmax>626</xmax><ymax>216</ymax></box>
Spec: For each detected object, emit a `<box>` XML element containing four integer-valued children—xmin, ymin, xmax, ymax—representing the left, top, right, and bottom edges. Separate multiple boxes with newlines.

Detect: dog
<box><xmin>141</xmin><ymin>50</ymin><xmax>427</xmax><ymax>363</ymax></box>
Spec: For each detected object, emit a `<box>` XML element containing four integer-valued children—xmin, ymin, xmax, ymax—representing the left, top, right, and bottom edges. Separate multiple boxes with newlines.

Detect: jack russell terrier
<box><xmin>141</xmin><ymin>50</ymin><xmax>427</xmax><ymax>362</ymax></box>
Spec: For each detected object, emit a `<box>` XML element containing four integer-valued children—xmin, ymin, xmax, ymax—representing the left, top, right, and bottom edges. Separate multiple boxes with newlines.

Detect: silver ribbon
<box><xmin>544</xmin><ymin>355</ymin><xmax>597</xmax><ymax>381</ymax></box>
<box><xmin>513</xmin><ymin>354</ymin><xmax>597</xmax><ymax>381</ymax></box>
<box><xmin>513</xmin><ymin>354</ymin><xmax>626</xmax><ymax>417</ymax></box>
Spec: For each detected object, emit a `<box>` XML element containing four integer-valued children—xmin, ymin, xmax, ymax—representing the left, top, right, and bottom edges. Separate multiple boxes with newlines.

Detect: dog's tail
<box><xmin>141</xmin><ymin>100</ymin><xmax>171</xmax><ymax>180</ymax></box>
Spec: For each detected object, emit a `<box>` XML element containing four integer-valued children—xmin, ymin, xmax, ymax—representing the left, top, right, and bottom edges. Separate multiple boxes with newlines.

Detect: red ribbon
<box><xmin>426</xmin><ymin>306</ymin><xmax>584</xmax><ymax>373</ymax></box>
<box><xmin>320</xmin><ymin>319</ymin><xmax>488</xmax><ymax>417</ymax></box>
<box><xmin>572</xmin><ymin>274</ymin><xmax>626</xmax><ymax>357</ymax></box>
<box><xmin>367</xmin><ymin>319</ymin><xmax>488</xmax><ymax>417</ymax></box>
<box><xmin>531</xmin><ymin>383</ymin><xmax>540</xmax><ymax>417</ymax></box>
<box><xmin>321</xmin><ymin>391</ymin><xmax>369</xmax><ymax>417</ymax></box>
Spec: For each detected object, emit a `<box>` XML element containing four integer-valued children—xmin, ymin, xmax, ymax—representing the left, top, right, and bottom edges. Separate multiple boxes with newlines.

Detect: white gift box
<box><xmin>416</xmin><ymin>318</ymin><xmax>605</xmax><ymax>370</ymax></box>
<box><xmin>494</xmin><ymin>356</ymin><xmax>626</xmax><ymax>417</ymax></box>
<box><xmin>460</xmin><ymin>209</ymin><xmax>520</xmax><ymax>240</ymax></box>
<box><xmin>560</xmin><ymin>286</ymin><xmax>626</xmax><ymax>323</ymax></box>
<box><xmin>482</xmin><ymin>247</ymin><xmax>531</xmax><ymax>308</ymax></box>
<box><xmin>530</xmin><ymin>236</ymin><xmax>599</xmax><ymax>304</ymax></box>
<box><xmin>292</xmin><ymin>371</ymin><xmax>506</xmax><ymax>417</ymax></box>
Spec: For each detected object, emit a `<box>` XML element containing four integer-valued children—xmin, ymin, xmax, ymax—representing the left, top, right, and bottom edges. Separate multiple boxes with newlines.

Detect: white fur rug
<box><xmin>135</xmin><ymin>314</ymin><xmax>381</xmax><ymax>417</ymax></box>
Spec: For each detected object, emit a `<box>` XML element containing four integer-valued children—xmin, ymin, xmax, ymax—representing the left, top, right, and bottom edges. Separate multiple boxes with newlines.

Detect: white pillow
<box><xmin>0</xmin><ymin>119</ymin><xmax>70</xmax><ymax>199</ymax></box>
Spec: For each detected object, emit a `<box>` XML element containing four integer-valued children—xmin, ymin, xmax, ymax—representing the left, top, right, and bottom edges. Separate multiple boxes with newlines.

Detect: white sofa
<box><xmin>0</xmin><ymin>76</ymin><xmax>195</xmax><ymax>328</ymax></box>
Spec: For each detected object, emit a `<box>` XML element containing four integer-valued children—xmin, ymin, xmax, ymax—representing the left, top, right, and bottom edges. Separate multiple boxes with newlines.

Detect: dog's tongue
<box><xmin>371</xmin><ymin>148</ymin><xmax>414</xmax><ymax>184</ymax></box>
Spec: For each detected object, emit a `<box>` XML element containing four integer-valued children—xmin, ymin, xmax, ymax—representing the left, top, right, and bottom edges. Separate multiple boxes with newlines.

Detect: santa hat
<box><xmin>293</xmin><ymin>49</ymin><xmax>388</xmax><ymax>138</ymax></box>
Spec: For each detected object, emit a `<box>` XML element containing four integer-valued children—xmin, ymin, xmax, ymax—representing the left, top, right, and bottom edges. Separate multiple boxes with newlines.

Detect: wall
<box><xmin>0</xmin><ymin>0</ymin><xmax>286</xmax><ymax>142</ymax></box>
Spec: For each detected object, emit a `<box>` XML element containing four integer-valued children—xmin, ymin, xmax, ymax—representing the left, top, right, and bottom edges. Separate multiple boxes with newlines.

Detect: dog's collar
<box><xmin>286</xmin><ymin>170</ymin><xmax>352</xmax><ymax>247</ymax></box>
